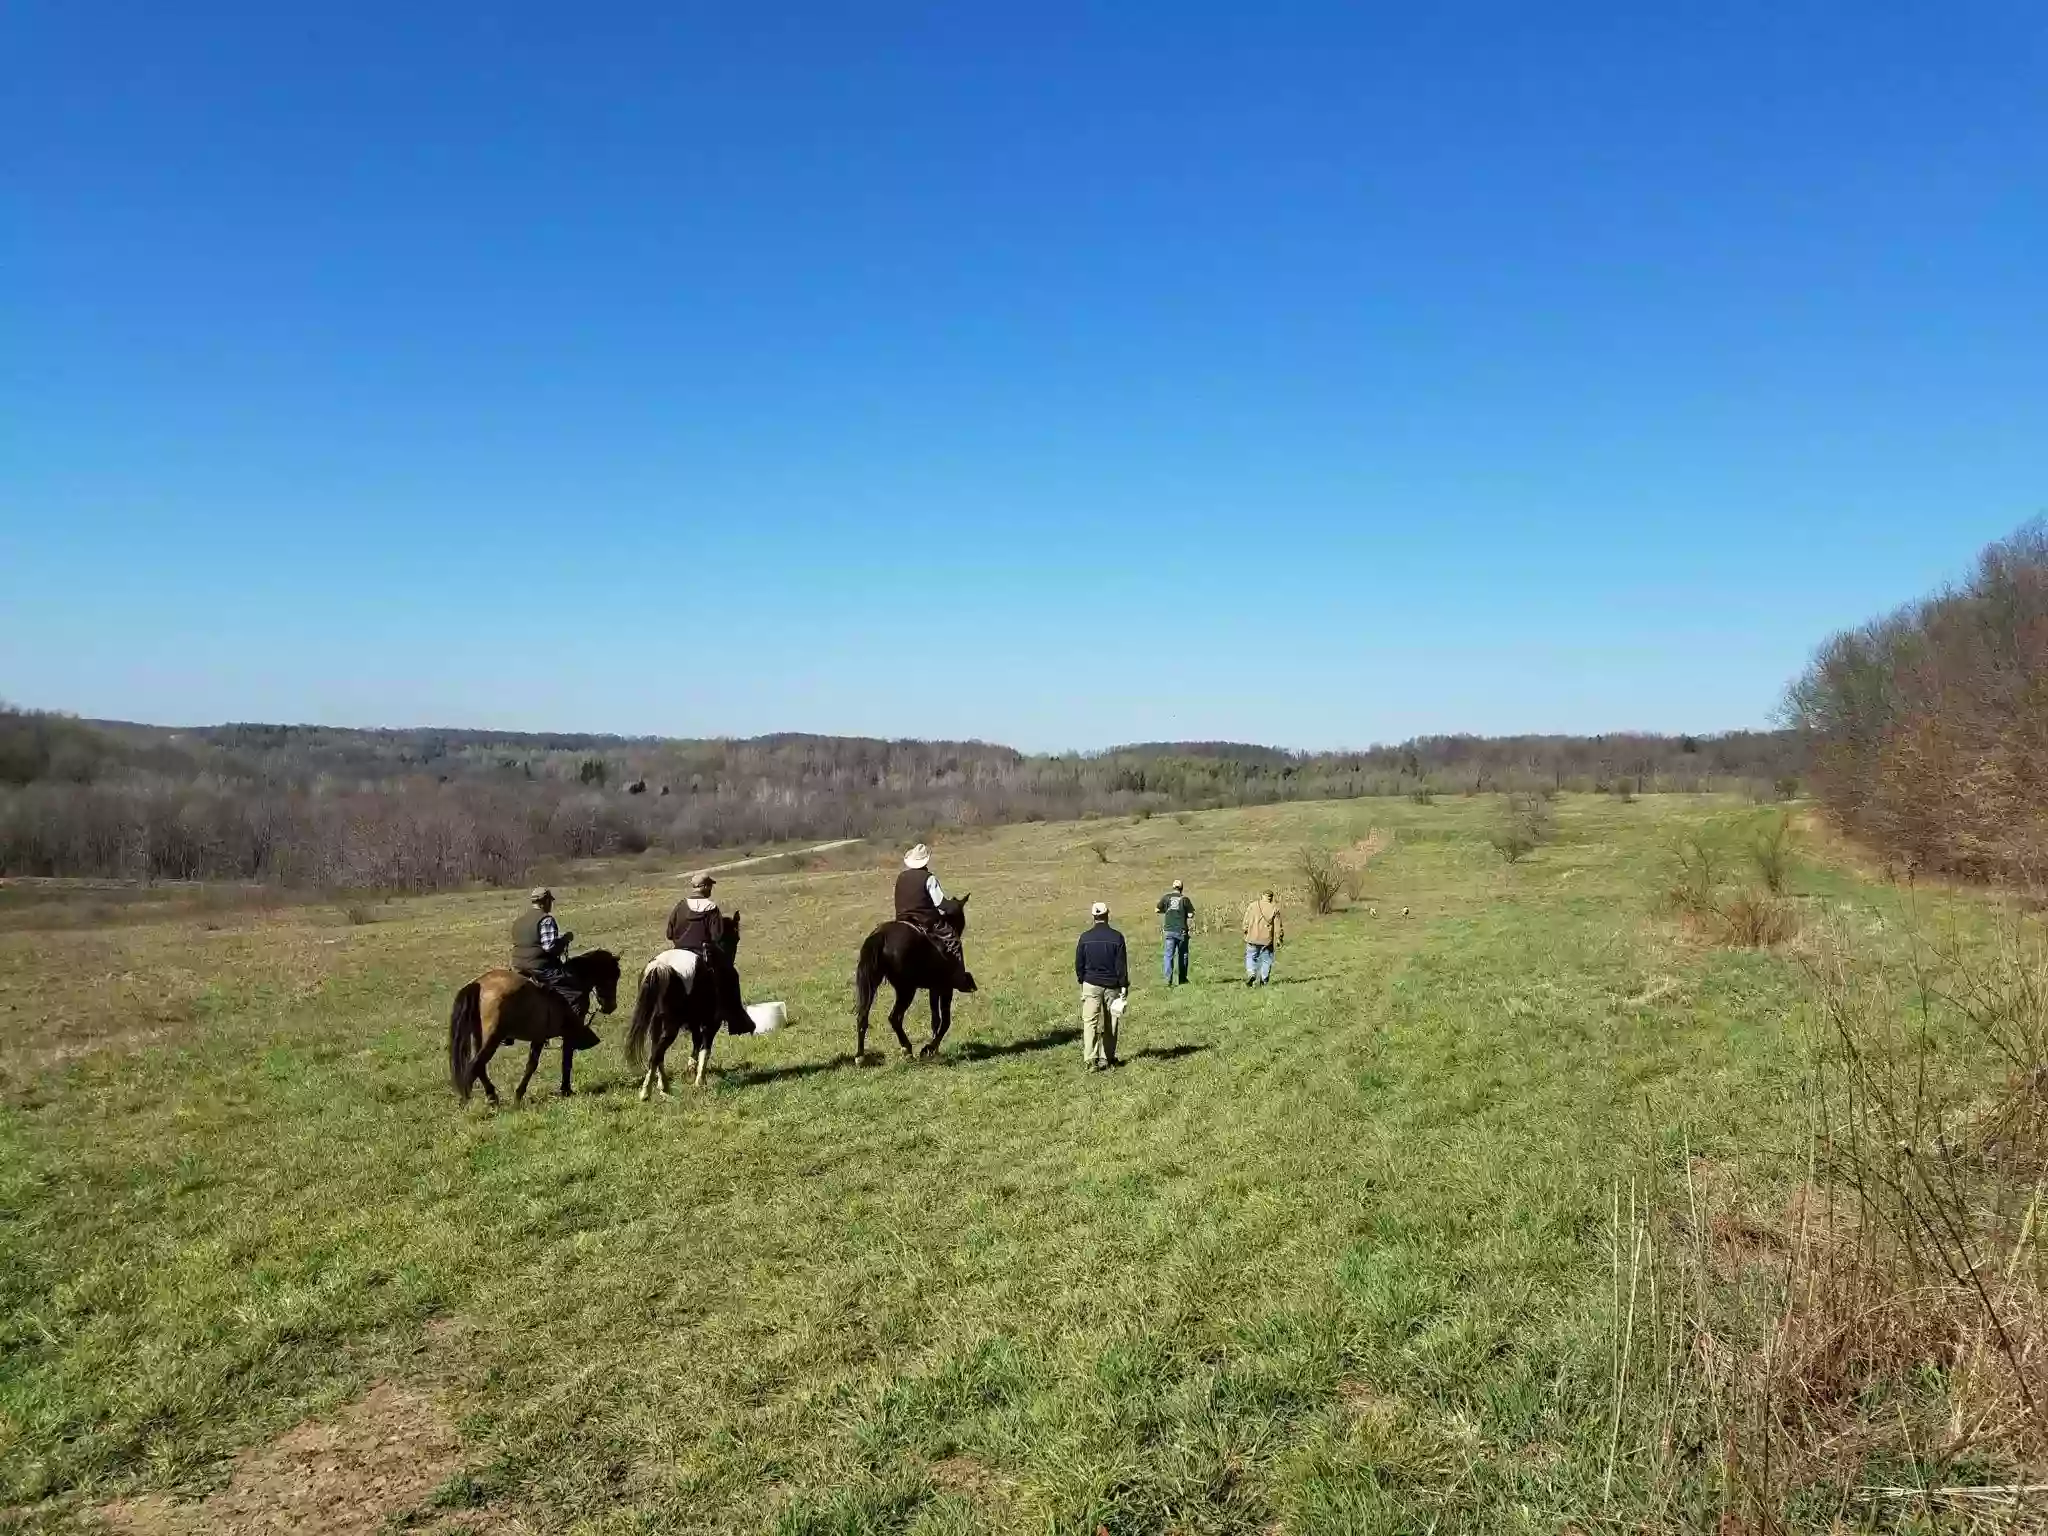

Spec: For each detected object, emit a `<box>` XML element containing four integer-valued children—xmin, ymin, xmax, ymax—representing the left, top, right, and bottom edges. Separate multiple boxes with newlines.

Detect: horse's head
<box><xmin>582</xmin><ymin>950</ymin><xmax>623</xmax><ymax>1015</ymax></box>
<box><xmin>721</xmin><ymin>910</ymin><xmax>743</xmax><ymax>962</ymax></box>
<box><xmin>938</xmin><ymin>893</ymin><xmax>969</xmax><ymax>935</ymax></box>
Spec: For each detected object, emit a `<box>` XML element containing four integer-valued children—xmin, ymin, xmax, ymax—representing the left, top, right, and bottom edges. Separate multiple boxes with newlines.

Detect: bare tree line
<box><xmin>1789</xmin><ymin>518</ymin><xmax>2048</xmax><ymax>884</ymax></box>
<box><xmin>0</xmin><ymin>709</ymin><xmax>1802</xmax><ymax>889</ymax></box>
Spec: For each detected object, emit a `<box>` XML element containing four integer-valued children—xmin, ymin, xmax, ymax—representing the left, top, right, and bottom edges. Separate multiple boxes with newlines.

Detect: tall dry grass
<box><xmin>1617</xmin><ymin>908</ymin><xmax>2048</xmax><ymax>1530</ymax></box>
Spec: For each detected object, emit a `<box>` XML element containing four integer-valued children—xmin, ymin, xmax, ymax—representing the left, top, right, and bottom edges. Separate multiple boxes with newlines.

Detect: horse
<box><xmin>447</xmin><ymin>949</ymin><xmax>622</xmax><ymax>1105</ymax></box>
<box><xmin>625</xmin><ymin>912</ymin><xmax>745</xmax><ymax>1098</ymax></box>
<box><xmin>854</xmin><ymin>895</ymin><xmax>976</xmax><ymax>1060</ymax></box>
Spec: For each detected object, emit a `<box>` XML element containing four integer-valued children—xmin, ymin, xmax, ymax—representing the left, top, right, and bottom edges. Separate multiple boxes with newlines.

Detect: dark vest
<box><xmin>511</xmin><ymin>907</ymin><xmax>546</xmax><ymax>972</ymax></box>
<box><xmin>895</xmin><ymin>867</ymin><xmax>936</xmax><ymax>919</ymax></box>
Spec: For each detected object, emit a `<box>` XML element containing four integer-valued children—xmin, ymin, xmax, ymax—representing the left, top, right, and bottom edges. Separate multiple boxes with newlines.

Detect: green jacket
<box><xmin>1157</xmin><ymin>891</ymin><xmax>1194</xmax><ymax>934</ymax></box>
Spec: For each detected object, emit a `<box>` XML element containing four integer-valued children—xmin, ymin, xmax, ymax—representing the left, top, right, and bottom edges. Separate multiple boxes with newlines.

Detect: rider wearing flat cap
<box><xmin>512</xmin><ymin>886</ymin><xmax>589</xmax><ymax>1019</ymax></box>
<box><xmin>666</xmin><ymin>871</ymin><xmax>750</xmax><ymax>1033</ymax></box>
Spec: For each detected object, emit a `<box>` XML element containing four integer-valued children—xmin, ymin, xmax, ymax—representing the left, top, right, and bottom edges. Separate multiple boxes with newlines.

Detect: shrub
<box><xmin>1489</xmin><ymin>792</ymin><xmax>1554</xmax><ymax>864</ymax></box>
<box><xmin>1297</xmin><ymin>845</ymin><xmax>1341</xmax><ymax>915</ymax></box>
<box><xmin>1713</xmin><ymin>888</ymin><xmax>1797</xmax><ymax>947</ymax></box>
<box><xmin>1751</xmin><ymin>812</ymin><xmax>1792</xmax><ymax>894</ymax></box>
<box><xmin>1409</xmin><ymin>787</ymin><xmax>1435</xmax><ymax>806</ymax></box>
<box><xmin>1665</xmin><ymin>834</ymin><xmax>1720</xmax><ymax>916</ymax></box>
<box><xmin>1340</xmin><ymin>863</ymin><xmax>1368</xmax><ymax>902</ymax></box>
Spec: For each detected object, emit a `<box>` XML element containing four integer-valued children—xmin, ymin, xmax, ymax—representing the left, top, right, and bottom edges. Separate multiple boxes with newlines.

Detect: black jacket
<box><xmin>1075</xmin><ymin>922</ymin><xmax>1129</xmax><ymax>989</ymax></box>
<box><xmin>667</xmin><ymin>899</ymin><xmax>728</xmax><ymax>954</ymax></box>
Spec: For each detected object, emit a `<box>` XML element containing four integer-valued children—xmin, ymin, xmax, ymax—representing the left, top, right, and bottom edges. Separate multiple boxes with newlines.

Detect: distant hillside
<box><xmin>0</xmin><ymin>708</ymin><xmax>1802</xmax><ymax>889</ymax></box>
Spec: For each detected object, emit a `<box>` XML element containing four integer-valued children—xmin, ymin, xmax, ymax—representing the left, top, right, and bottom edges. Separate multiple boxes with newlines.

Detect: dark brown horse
<box><xmin>448</xmin><ymin>949</ymin><xmax>622</xmax><ymax>1105</ymax></box>
<box><xmin>625</xmin><ymin>912</ymin><xmax>746</xmax><ymax>1097</ymax></box>
<box><xmin>854</xmin><ymin>895</ymin><xmax>975</xmax><ymax>1060</ymax></box>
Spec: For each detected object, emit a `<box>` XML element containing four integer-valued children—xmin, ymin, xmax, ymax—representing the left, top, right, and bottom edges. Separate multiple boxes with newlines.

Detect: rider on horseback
<box><xmin>512</xmin><ymin>888</ymin><xmax>598</xmax><ymax>1044</ymax></box>
<box><xmin>666</xmin><ymin>872</ymin><xmax>750</xmax><ymax>1033</ymax></box>
<box><xmin>895</xmin><ymin>844</ymin><xmax>969</xmax><ymax>983</ymax></box>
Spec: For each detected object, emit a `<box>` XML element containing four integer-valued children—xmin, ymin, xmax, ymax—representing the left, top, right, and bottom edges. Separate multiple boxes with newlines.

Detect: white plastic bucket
<box><xmin>744</xmin><ymin>1000</ymin><xmax>788</xmax><ymax>1033</ymax></box>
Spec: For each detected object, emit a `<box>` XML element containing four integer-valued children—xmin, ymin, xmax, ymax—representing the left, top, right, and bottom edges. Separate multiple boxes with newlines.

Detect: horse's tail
<box><xmin>854</xmin><ymin>929</ymin><xmax>886</xmax><ymax>1017</ymax></box>
<box><xmin>626</xmin><ymin>967</ymin><xmax>662</xmax><ymax>1068</ymax></box>
<box><xmin>448</xmin><ymin>982</ymin><xmax>483</xmax><ymax>1101</ymax></box>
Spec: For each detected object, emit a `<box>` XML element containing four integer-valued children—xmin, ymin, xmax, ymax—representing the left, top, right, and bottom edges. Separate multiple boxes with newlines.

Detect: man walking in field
<box><xmin>1075</xmin><ymin>900</ymin><xmax>1129</xmax><ymax>1071</ymax></box>
<box><xmin>1241</xmin><ymin>889</ymin><xmax>1284</xmax><ymax>986</ymax></box>
<box><xmin>1157</xmin><ymin>878</ymin><xmax>1194</xmax><ymax>986</ymax></box>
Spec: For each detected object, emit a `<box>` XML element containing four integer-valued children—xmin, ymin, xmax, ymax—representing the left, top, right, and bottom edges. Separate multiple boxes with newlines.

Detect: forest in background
<box><xmin>1791</xmin><ymin>518</ymin><xmax>2048</xmax><ymax>885</ymax></box>
<box><xmin>0</xmin><ymin>710</ymin><xmax>1800</xmax><ymax>890</ymax></box>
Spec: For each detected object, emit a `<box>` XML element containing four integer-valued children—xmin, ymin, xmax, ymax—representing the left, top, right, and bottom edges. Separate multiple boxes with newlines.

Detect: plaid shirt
<box><xmin>537</xmin><ymin>913</ymin><xmax>561</xmax><ymax>957</ymax></box>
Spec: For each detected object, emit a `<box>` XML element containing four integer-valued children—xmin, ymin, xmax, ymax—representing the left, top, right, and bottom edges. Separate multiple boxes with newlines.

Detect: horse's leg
<box><xmin>472</xmin><ymin>1030</ymin><xmax>503</xmax><ymax>1105</ymax></box>
<box><xmin>887</xmin><ymin>983</ymin><xmax>916</xmax><ymax>1057</ymax></box>
<box><xmin>559</xmin><ymin>1037</ymin><xmax>576</xmax><ymax>1097</ymax></box>
<box><xmin>855</xmin><ymin>974</ymin><xmax>873</xmax><ymax>1063</ymax></box>
<box><xmin>694</xmin><ymin>1029</ymin><xmax>712</xmax><ymax>1088</ymax></box>
<box><xmin>515</xmin><ymin>1040</ymin><xmax>544</xmax><ymax>1103</ymax></box>
<box><xmin>927</xmin><ymin>987</ymin><xmax>955</xmax><ymax>1054</ymax></box>
<box><xmin>651</xmin><ymin>1018</ymin><xmax>678</xmax><ymax>1098</ymax></box>
<box><xmin>918</xmin><ymin>987</ymin><xmax>943</xmax><ymax>1056</ymax></box>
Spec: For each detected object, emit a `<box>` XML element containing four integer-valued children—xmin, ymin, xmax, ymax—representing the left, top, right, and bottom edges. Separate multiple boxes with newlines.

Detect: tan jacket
<box><xmin>1242</xmin><ymin>897</ymin><xmax>1285</xmax><ymax>948</ymax></box>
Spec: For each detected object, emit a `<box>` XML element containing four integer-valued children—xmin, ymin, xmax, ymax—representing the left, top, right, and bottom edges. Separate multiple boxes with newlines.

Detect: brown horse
<box><xmin>448</xmin><ymin>950</ymin><xmax>622</xmax><ymax>1105</ymax></box>
<box><xmin>854</xmin><ymin>896</ymin><xmax>974</xmax><ymax>1060</ymax></box>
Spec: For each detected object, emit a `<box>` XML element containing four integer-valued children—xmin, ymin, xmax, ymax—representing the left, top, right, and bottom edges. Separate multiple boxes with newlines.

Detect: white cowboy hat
<box><xmin>1090</xmin><ymin>901</ymin><xmax>1109</xmax><ymax>918</ymax></box>
<box><xmin>903</xmin><ymin>844</ymin><xmax>931</xmax><ymax>870</ymax></box>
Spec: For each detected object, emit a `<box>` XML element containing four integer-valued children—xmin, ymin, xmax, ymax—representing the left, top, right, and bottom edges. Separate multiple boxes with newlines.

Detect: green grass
<box><xmin>0</xmin><ymin>796</ymin><xmax>1885</xmax><ymax>1531</ymax></box>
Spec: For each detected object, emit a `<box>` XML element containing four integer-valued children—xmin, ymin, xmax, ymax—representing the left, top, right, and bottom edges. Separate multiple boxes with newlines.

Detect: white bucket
<box><xmin>1108</xmin><ymin>995</ymin><xmax>1128</xmax><ymax>1022</ymax></box>
<box><xmin>744</xmin><ymin>1000</ymin><xmax>788</xmax><ymax>1033</ymax></box>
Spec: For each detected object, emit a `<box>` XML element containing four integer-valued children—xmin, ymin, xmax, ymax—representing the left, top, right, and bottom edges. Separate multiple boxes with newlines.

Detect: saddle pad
<box><xmin>643</xmin><ymin>947</ymin><xmax>699</xmax><ymax>991</ymax></box>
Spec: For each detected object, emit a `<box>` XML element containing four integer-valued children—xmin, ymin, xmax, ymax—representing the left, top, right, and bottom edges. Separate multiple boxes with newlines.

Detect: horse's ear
<box><xmin>958</xmin><ymin>892</ymin><xmax>969</xmax><ymax>905</ymax></box>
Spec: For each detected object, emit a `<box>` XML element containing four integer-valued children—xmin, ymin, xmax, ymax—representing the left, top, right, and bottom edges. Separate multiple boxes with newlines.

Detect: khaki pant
<box><xmin>1080</xmin><ymin>983</ymin><xmax>1121</xmax><ymax>1066</ymax></box>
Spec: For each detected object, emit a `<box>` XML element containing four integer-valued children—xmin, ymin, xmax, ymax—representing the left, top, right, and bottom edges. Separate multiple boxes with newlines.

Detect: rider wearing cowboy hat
<box><xmin>894</xmin><ymin>843</ymin><xmax>967</xmax><ymax>979</ymax></box>
<box><xmin>666</xmin><ymin>872</ymin><xmax>751</xmax><ymax>1033</ymax></box>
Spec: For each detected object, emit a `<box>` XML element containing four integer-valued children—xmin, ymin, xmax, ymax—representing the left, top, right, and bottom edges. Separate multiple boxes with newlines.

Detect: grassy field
<box><xmin>0</xmin><ymin>795</ymin><xmax>1919</xmax><ymax>1531</ymax></box>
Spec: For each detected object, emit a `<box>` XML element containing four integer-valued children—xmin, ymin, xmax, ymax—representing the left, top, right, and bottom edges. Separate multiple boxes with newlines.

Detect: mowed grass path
<box><xmin>2</xmin><ymin>798</ymin><xmax>1836</xmax><ymax>1532</ymax></box>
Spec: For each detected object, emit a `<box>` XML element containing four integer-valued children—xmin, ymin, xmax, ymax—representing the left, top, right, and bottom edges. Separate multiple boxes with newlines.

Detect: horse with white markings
<box><xmin>625</xmin><ymin>913</ymin><xmax>746</xmax><ymax>1096</ymax></box>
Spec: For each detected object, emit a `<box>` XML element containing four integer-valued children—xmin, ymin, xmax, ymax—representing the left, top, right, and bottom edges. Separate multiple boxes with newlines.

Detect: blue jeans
<box><xmin>1245</xmin><ymin>943</ymin><xmax>1274</xmax><ymax>982</ymax></box>
<box><xmin>1163</xmin><ymin>933</ymin><xmax>1189</xmax><ymax>985</ymax></box>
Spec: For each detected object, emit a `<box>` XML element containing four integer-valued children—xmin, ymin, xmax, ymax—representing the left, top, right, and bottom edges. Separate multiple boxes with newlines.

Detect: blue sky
<box><xmin>3</xmin><ymin>1</ymin><xmax>2042</xmax><ymax>751</ymax></box>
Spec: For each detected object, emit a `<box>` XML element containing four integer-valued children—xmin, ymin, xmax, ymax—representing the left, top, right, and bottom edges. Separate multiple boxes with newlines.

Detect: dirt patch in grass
<box><xmin>91</xmin><ymin>1381</ymin><xmax>480</xmax><ymax>1535</ymax></box>
<box><xmin>927</xmin><ymin>1453</ymin><xmax>1014</xmax><ymax>1505</ymax></box>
